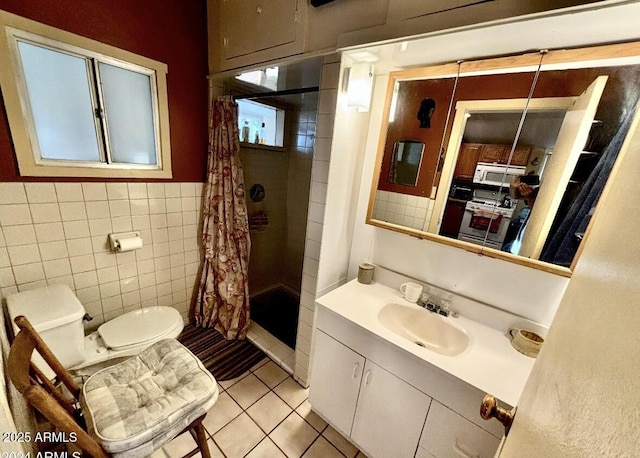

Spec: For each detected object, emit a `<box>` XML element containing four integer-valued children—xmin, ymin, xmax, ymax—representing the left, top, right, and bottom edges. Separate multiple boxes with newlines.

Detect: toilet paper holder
<box><xmin>108</xmin><ymin>231</ymin><xmax>141</xmax><ymax>251</ymax></box>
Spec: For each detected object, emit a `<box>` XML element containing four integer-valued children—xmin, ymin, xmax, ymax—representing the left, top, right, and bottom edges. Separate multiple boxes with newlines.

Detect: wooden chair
<box><xmin>7</xmin><ymin>315</ymin><xmax>218</xmax><ymax>458</ymax></box>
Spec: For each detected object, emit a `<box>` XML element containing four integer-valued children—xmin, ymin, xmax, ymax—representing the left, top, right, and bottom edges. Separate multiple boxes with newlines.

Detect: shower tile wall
<box><xmin>240</xmin><ymin>100</ymin><xmax>316</xmax><ymax>297</ymax></box>
<box><xmin>294</xmin><ymin>55</ymin><xmax>340</xmax><ymax>385</ymax></box>
<box><xmin>240</xmin><ymin>144</ymin><xmax>289</xmax><ymax>295</ymax></box>
<box><xmin>283</xmin><ymin>95</ymin><xmax>317</xmax><ymax>292</ymax></box>
<box><xmin>0</xmin><ymin>182</ymin><xmax>204</xmax><ymax>329</ymax></box>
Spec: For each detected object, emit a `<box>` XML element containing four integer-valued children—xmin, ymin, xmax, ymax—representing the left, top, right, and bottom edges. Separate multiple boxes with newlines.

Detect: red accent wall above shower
<box><xmin>0</xmin><ymin>0</ymin><xmax>209</xmax><ymax>182</ymax></box>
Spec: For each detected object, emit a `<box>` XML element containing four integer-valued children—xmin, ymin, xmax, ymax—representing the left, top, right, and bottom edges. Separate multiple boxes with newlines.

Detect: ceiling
<box><xmin>343</xmin><ymin>1</ymin><xmax>640</xmax><ymax>73</ymax></box>
<box><xmin>463</xmin><ymin>111</ymin><xmax>566</xmax><ymax>148</ymax></box>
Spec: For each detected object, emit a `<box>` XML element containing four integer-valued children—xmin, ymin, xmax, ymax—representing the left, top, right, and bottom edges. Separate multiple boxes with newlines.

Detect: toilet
<box><xmin>6</xmin><ymin>284</ymin><xmax>184</xmax><ymax>375</ymax></box>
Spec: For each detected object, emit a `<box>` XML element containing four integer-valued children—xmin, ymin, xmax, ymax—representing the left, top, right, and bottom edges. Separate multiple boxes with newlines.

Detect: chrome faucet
<box><xmin>417</xmin><ymin>296</ymin><xmax>455</xmax><ymax>317</ymax></box>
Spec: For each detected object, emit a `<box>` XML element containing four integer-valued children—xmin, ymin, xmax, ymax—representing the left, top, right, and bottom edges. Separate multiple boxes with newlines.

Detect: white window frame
<box><xmin>0</xmin><ymin>10</ymin><xmax>172</xmax><ymax>178</ymax></box>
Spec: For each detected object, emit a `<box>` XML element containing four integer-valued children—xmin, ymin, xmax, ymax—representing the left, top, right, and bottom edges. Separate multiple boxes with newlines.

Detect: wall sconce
<box><xmin>344</xmin><ymin>62</ymin><xmax>374</xmax><ymax>112</ymax></box>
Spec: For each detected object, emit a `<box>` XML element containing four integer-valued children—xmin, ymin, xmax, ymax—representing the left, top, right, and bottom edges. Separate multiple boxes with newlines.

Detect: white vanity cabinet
<box><xmin>310</xmin><ymin>303</ymin><xmax>506</xmax><ymax>458</ymax></box>
<box><xmin>309</xmin><ymin>330</ymin><xmax>365</xmax><ymax>434</ymax></box>
<box><xmin>310</xmin><ymin>330</ymin><xmax>431</xmax><ymax>458</ymax></box>
<box><xmin>351</xmin><ymin>359</ymin><xmax>432</xmax><ymax>458</ymax></box>
<box><xmin>416</xmin><ymin>401</ymin><xmax>500</xmax><ymax>458</ymax></box>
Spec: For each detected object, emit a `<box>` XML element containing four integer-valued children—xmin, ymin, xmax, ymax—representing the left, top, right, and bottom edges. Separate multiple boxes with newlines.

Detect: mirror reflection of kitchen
<box><xmin>442</xmin><ymin>110</ymin><xmax>564</xmax><ymax>253</ymax></box>
<box><xmin>371</xmin><ymin>61</ymin><xmax>640</xmax><ymax>270</ymax></box>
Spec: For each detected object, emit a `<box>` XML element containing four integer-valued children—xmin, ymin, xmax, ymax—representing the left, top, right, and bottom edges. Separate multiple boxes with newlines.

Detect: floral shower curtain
<box><xmin>195</xmin><ymin>96</ymin><xmax>251</xmax><ymax>339</ymax></box>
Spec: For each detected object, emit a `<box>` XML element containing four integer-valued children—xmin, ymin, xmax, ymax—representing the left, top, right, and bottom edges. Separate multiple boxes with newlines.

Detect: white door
<box><xmin>495</xmin><ymin>103</ymin><xmax>640</xmax><ymax>456</ymax></box>
<box><xmin>351</xmin><ymin>360</ymin><xmax>432</xmax><ymax>458</ymax></box>
<box><xmin>308</xmin><ymin>330</ymin><xmax>365</xmax><ymax>436</ymax></box>
<box><xmin>519</xmin><ymin>76</ymin><xmax>608</xmax><ymax>258</ymax></box>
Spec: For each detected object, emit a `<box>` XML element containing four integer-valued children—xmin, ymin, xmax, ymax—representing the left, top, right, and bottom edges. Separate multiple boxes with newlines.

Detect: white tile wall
<box><xmin>293</xmin><ymin>54</ymin><xmax>340</xmax><ymax>386</ymax></box>
<box><xmin>372</xmin><ymin>190</ymin><xmax>435</xmax><ymax>231</ymax></box>
<box><xmin>0</xmin><ymin>181</ymin><xmax>204</xmax><ymax>329</ymax></box>
<box><xmin>283</xmin><ymin>94</ymin><xmax>316</xmax><ymax>292</ymax></box>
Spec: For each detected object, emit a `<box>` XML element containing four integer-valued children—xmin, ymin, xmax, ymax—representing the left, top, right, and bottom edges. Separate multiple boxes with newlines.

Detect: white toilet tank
<box><xmin>6</xmin><ymin>284</ymin><xmax>87</xmax><ymax>369</ymax></box>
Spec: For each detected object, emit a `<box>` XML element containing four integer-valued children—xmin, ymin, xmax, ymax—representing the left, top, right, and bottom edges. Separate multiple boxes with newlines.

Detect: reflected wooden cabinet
<box><xmin>454</xmin><ymin>143</ymin><xmax>482</xmax><ymax>179</ymax></box>
<box><xmin>440</xmin><ymin>199</ymin><xmax>467</xmax><ymax>238</ymax></box>
<box><xmin>478</xmin><ymin>144</ymin><xmax>505</xmax><ymax>163</ymax></box>
<box><xmin>478</xmin><ymin>144</ymin><xmax>532</xmax><ymax>166</ymax></box>
<box><xmin>455</xmin><ymin>143</ymin><xmax>533</xmax><ymax>181</ymax></box>
<box><xmin>510</xmin><ymin>145</ymin><xmax>533</xmax><ymax>166</ymax></box>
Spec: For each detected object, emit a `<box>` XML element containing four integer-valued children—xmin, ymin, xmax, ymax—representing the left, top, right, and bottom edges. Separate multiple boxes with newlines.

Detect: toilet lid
<box><xmin>98</xmin><ymin>307</ymin><xmax>182</xmax><ymax>350</ymax></box>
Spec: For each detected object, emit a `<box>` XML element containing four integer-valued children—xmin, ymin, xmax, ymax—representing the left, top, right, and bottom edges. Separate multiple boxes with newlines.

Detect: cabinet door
<box><xmin>440</xmin><ymin>200</ymin><xmax>466</xmax><ymax>238</ymax></box>
<box><xmin>351</xmin><ymin>360</ymin><xmax>431</xmax><ymax>458</ymax></box>
<box><xmin>387</xmin><ymin>0</ymin><xmax>490</xmax><ymax>22</ymax></box>
<box><xmin>309</xmin><ymin>330</ymin><xmax>365</xmax><ymax>436</ymax></box>
<box><xmin>478</xmin><ymin>144</ymin><xmax>506</xmax><ymax>163</ymax></box>
<box><xmin>453</xmin><ymin>143</ymin><xmax>482</xmax><ymax>179</ymax></box>
<box><xmin>419</xmin><ymin>401</ymin><xmax>499</xmax><ymax>458</ymax></box>
<box><xmin>507</xmin><ymin>145</ymin><xmax>532</xmax><ymax>166</ymax></box>
<box><xmin>221</xmin><ymin>0</ymin><xmax>298</xmax><ymax>59</ymax></box>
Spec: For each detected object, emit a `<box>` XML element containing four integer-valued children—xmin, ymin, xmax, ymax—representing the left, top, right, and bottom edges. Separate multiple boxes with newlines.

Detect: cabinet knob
<box><xmin>480</xmin><ymin>394</ymin><xmax>515</xmax><ymax>436</ymax></box>
<box><xmin>257</xmin><ymin>6</ymin><xmax>262</xmax><ymax>13</ymax></box>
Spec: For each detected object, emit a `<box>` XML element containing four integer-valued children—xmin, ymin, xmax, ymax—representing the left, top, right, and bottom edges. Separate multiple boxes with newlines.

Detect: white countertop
<box><xmin>315</xmin><ymin>280</ymin><xmax>536</xmax><ymax>407</ymax></box>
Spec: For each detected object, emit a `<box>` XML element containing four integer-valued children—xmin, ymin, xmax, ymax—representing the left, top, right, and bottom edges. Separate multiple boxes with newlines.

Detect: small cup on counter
<box><xmin>400</xmin><ymin>281</ymin><xmax>423</xmax><ymax>303</ymax></box>
<box><xmin>357</xmin><ymin>262</ymin><xmax>375</xmax><ymax>284</ymax></box>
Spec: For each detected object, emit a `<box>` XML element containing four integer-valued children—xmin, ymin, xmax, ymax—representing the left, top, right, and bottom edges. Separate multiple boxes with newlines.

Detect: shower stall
<box><xmin>241</xmin><ymin>90</ymin><xmax>318</xmax><ymax>352</ymax></box>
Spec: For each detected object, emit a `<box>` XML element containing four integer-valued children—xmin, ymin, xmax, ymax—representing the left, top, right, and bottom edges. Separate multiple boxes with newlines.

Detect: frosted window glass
<box><xmin>99</xmin><ymin>63</ymin><xmax>157</xmax><ymax>165</ymax></box>
<box><xmin>18</xmin><ymin>41</ymin><xmax>101</xmax><ymax>161</ymax></box>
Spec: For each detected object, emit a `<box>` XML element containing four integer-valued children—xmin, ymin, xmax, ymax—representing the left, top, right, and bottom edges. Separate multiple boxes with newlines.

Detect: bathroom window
<box><xmin>0</xmin><ymin>13</ymin><xmax>172</xmax><ymax>178</ymax></box>
<box><xmin>237</xmin><ymin>99</ymin><xmax>285</xmax><ymax>147</ymax></box>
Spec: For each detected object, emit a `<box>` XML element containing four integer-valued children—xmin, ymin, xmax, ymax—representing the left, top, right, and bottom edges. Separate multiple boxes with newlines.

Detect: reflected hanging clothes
<box><xmin>502</xmin><ymin>207</ymin><xmax>531</xmax><ymax>254</ymax></box>
<box><xmin>540</xmin><ymin>95</ymin><xmax>639</xmax><ymax>266</ymax></box>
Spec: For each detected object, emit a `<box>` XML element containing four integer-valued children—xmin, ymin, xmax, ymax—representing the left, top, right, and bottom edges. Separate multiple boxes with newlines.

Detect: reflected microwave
<box><xmin>473</xmin><ymin>162</ymin><xmax>526</xmax><ymax>187</ymax></box>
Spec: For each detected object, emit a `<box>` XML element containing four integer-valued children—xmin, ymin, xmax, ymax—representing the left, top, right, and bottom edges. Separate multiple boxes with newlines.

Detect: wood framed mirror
<box><xmin>367</xmin><ymin>42</ymin><xmax>640</xmax><ymax>276</ymax></box>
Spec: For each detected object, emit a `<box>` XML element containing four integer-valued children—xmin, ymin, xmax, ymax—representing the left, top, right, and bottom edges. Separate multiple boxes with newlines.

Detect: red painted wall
<box><xmin>0</xmin><ymin>0</ymin><xmax>208</xmax><ymax>182</ymax></box>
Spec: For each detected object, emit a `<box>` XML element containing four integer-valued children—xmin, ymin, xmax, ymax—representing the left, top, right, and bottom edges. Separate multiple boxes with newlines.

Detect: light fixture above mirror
<box><xmin>367</xmin><ymin>42</ymin><xmax>640</xmax><ymax>277</ymax></box>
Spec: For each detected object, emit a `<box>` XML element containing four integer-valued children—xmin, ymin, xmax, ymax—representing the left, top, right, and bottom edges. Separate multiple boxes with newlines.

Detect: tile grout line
<box><xmin>201</xmin><ymin>354</ymin><xmax>351</xmax><ymax>458</ymax></box>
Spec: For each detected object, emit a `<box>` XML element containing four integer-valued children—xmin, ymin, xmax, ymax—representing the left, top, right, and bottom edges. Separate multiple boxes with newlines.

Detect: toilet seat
<box><xmin>98</xmin><ymin>307</ymin><xmax>183</xmax><ymax>351</ymax></box>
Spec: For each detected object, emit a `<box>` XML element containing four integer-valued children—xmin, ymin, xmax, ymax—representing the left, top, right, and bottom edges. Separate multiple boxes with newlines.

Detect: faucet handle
<box><xmin>417</xmin><ymin>290</ymin><xmax>431</xmax><ymax>307</ymax></box>
<box><xmin>436</xmin><ymin>299</ymin><xmax>452</xmax><ymax>317</ymax></box>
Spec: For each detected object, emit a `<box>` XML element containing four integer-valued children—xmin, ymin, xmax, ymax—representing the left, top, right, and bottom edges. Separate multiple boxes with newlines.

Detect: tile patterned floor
<box><xmin>158</xmin><ymin>357</ymin><xmax>366</xmax><ymax>458</ymax></box>
<box><xmin>246</xmin><ymin>322</ymin><xmax>295</xmax><ymax>374</ymax></box>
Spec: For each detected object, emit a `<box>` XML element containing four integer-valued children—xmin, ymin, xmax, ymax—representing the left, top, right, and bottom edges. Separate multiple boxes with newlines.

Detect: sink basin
<box><xmin>378</xmin><ymin>303</ymin><xmax>470</xmax><ymax>356</ymax></box>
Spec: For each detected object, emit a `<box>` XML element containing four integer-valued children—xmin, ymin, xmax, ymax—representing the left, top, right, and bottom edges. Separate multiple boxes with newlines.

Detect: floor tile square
<box><xmin>323</xmin><ymin>426</ymin><xmax>359</xmax><ymax>458</ymax></box>
<box><xmin>250</xmin><ymin>356</ymin><xmax>270</xmax><ymax>372</ymax></box>
<box><xmin>218</xmin><ymin>371</ymin><xmax>250</xmax><ymax>391</ymax></box>
<box><xmin>303</xmin><ymin>436</ymin><xmax>345</xmax><ymax>458</ymax></box>
<box><xmin>274</xmin><ymin>377</ymin><xmax>309</xmax><ymax>409</ymax></box>
<box><xmin>202</xmin><ymin>391</ymin><xmax>243</xmax><ymax>435</ymax></box>
<box><xmin>269</xmin><ymin>412</ymin><xmax>319</xmax><ymax>458</ymax></box>
<box><xmin>253</xmin><ymin>360</ymin><xmax>290</xmax><ymax>388</ymax></box>
<box><xmin>245</xmin><ymin>437</ymin><xmax>287</xmax><ymax>458</ymax></box>
<box><xmin>247</xmin><ymin>391</ymin><xmax>293</xmax><ymax>433</ymax></box>
<box><xmin>213</xmin><ymin>413</ymin><xmax>265</xmax><ymax>458</ymax></box>
<box><xmin>226</xmin><ymin>373</ymin><xmax>270</xmax><ymax>409</ymax></box>
<box><xmin>295</xmin><ymin>400</ymin><xmax>328</xmax><ymax>432</ymax></box>
<box><xmin>161</xmin><ymin>433</ymin><xmax>224</xmax><ymax>458</ymax></box>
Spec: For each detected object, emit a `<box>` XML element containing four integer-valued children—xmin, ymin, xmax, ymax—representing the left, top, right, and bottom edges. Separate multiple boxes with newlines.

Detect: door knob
<box><xmin>480</xmin><ymin>394</ymin><xmax>515</xmax><ymax>435</ymax></box>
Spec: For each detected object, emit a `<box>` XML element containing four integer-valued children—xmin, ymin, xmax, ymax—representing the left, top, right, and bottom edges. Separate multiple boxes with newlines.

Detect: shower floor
<box><xmin>250</xmin><ymin>287</ymin><xmax>299</xmax><ymax>349</ymax></box>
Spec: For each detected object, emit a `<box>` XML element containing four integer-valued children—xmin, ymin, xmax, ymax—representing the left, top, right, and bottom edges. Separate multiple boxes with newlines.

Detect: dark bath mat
<box><xmin>179</xmin><ymin>324</ymin><xmax>266</xmax><ymax>381</ymax></box>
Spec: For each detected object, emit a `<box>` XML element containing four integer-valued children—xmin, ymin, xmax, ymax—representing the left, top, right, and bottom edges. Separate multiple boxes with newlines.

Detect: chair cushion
<box><xmin>80</xmin><ymin>338</ymin><xmax>218</xmax><ymax>456</ymax></box>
